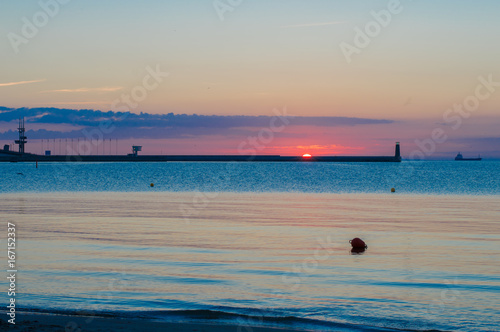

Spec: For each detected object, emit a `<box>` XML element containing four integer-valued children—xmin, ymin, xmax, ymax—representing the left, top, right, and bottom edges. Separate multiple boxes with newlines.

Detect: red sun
<box><xmin>302</xmin><ymin>153</ymin><xmax>312</xmax><ymax>158</ymax></box>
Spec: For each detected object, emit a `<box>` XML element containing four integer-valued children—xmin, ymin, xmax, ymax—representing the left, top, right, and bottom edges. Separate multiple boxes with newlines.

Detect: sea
<box><xmin>1</xmin><ymin>161</ymin><xmax>499</xmax><ymax>331</ymax></box>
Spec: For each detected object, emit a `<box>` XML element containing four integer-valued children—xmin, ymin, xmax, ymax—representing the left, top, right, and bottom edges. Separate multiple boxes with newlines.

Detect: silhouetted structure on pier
<box><xmin>14</xmin><ymin>117</ymin><xmax>27</xmax><ymax>154</ymax></box>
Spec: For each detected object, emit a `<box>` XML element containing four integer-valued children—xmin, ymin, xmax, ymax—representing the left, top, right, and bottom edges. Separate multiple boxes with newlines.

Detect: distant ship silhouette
<box><xmin>455</xmin><ymin>152</ymin><xmax>482</xmax><ymax>161</ymax></box>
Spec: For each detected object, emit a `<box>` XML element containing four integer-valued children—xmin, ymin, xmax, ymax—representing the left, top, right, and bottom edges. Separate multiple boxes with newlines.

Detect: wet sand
<box><xmin>3</xmin><ymin>312</ymin><xmax>312</xmax><ymax>331</ymax></box>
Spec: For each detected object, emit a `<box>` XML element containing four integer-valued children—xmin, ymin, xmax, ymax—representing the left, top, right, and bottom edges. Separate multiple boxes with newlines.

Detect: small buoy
<box><xmin>349</xmin><ymin>237</ymin><xmax>367</xmax><ymax>249</ymax></box>
<box><xmin>391</xmin><ymin>188</ymin><xmax>396</xmax><ymax>193</ymax></box>
<box><xmin>351</xmin><ymin>247</ymin><xmax>366</xmax><ymax>254</ymax></box>
<box><xmin>150</xmin><ymin>183</ymin><xmax>154</xmax><ymax>187</ymax></box>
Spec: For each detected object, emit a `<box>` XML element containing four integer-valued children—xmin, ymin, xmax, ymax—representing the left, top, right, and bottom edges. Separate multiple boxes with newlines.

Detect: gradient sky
<box><xmin>1</xmin><ymin>0</ymin><xmax>499</xmax><ymax>158</ymax></box>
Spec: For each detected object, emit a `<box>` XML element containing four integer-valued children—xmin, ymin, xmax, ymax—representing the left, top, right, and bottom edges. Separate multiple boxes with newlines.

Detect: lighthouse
<box><xmin>395</xmin><ymin>142</ymin><xmax>401</xmax><ymax>161</ymax></box>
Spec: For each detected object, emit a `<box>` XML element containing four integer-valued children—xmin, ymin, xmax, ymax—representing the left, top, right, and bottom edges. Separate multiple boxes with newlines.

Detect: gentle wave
<box><xmin>17</xmin><ymin>307</ymin><xmax>447</xmax><ymax>332</ymax></box>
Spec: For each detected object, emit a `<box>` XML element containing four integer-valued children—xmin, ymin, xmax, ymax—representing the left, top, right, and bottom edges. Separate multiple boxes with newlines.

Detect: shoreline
<box><xmin>1</xmin><ymin>312</ymin><xmax>314</xmax><ymax>332</ymax></box>
<box><xmin>1</xmin><ymin>310</ymin><xmax>408</xmax><ymax>332</ymax></box>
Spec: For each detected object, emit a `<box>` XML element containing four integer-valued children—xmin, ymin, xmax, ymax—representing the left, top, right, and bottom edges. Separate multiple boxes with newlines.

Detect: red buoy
<box><xmin>349</xmin><ymin>237</ymin><xmax>367</xmax><ymax>249</ymax></box>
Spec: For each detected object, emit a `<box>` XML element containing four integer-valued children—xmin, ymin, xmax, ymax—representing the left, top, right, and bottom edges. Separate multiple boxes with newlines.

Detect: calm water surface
<box><xmin>0</xmin><ymin>161</ymin><xmax>499</xmax><ymax>331</ymax></box>
<box><xmin>0</xmin><ymin>161</ymin><xmax>499</xmax><ymax>194</ymax></box>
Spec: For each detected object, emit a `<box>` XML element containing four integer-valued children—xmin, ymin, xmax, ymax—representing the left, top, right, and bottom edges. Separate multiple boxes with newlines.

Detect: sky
<box><xmin>0</xmin><ymin>0</ymin><xmax>499</xmax><ymax>158</ymax></box>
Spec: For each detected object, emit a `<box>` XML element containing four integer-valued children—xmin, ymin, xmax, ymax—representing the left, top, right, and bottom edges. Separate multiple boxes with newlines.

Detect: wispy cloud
<box><xmin>41</xmin><ymin>86</ymin><xmax>123</xmax><ymax>93</ymax></box>
<box><xmin>280</xmin><ymin>21</ymin><xmax>346</xmax><ymax>28</ymax></box>
<box><xmin>0</xmin><ymin>79</ymin><xmax>46</xmax><ymax>87</ymax></box>
<box><xmin>40</xmin><ymin>101</ymin><xmax>109</xmax><ymax>105</ymax></box>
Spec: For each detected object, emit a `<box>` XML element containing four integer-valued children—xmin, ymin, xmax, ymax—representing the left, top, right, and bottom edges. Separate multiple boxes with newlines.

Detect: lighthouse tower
<box><xmin>395</xmin><ymin>142</ymin><xmax>401</xmax><ymax>160</ymax></box>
